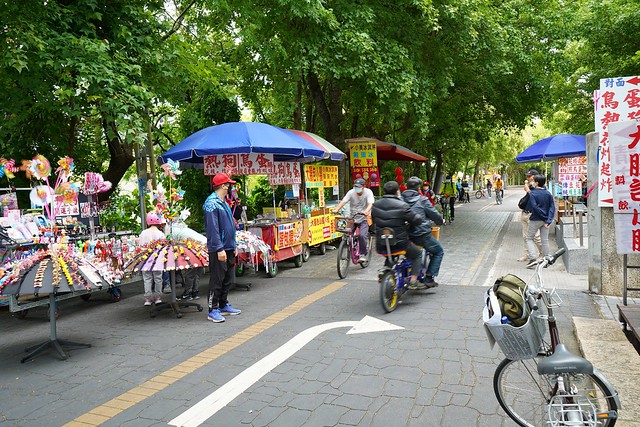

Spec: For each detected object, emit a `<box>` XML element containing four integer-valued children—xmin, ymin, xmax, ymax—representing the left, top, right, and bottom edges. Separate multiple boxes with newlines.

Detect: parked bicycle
<box><xmin>378</xmin><ymin>228</ymin><xmax>434</xmax><ymax>313</ymax></box>
<box><xmin>485</xmin><ymin>248</ymin><xmax>619</xmax><ymax>426</ymax></box>
<box><xmin>475</xmin><ymin>187</ymin><xmax>488</xmax><ymax>199</ymax></box>
<box><xmin>335</xmin><ymin>214</ymin><xmax>373</xmax><ymax>279</ymax></box>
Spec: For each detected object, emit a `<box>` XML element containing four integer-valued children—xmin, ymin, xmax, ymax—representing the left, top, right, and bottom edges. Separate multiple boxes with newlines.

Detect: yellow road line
<box><xmin>63</xmin><ymin>281</ymin><xmax>347</xmax><ymax>427</ymax></box>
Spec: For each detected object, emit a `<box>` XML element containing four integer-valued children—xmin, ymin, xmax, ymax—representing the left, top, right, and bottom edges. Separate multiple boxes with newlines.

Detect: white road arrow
<box><xmin>169</xmin><ymin>315</ymin><xmax>403</xmax><ymax>427</ymax></box>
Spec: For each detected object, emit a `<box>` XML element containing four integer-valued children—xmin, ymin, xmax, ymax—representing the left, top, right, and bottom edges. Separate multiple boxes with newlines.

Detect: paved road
<box><xmin>0</xmin><ymin>190</ymin><xmax>599</xmax><ymax>426</ymax></box>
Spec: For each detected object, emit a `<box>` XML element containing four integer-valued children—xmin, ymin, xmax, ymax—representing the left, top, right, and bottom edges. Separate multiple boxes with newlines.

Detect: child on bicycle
<box><xmin>371</xmin><ymin>181</ymin><xmax>423</xmax><ymax>285</ymax></box>
<box><xmin>331</xmin><ymin>178</ymin><xmax>375</xmax><ymax>263</ymax></box>
<box><xmin>402</xmin><ymin>177</ymin><xmax>445</xmax><ymax>288</ymax></box>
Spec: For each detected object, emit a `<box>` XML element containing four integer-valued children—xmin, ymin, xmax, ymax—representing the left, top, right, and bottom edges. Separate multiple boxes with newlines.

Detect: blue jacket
<box><xmin>526</xmin><ymin>187</ymin><xmax>555</xmax><ymax>224</ymax></box>
<box><xmin>203</xmin><ymin>192</ymin><xmax>236</xmax><ymax>253</ymax></box>
<box><xmin>401</xmin><ymin>189</ymin><xmax>444</xmax><ymax>237</ymax></box>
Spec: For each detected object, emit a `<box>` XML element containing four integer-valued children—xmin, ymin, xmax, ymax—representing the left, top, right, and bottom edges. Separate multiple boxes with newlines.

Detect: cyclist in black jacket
<box><xmin>371</xmin><ymin>181</ymin><xmax>423</xmax><ymax>285</ymax></box>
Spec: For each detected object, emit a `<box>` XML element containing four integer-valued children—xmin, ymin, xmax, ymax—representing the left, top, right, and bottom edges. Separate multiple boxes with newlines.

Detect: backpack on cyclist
<box><xmin>493</xmin><ymin>274</ymin><xmax>529</xmax><ymax>327</ymax></box>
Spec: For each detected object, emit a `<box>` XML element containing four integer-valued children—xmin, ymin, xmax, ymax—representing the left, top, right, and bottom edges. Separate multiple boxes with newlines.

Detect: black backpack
<box><xmin>518</xmin><ymin>192</ymin><xmax>530</xmax><ymax>210</ymax></box>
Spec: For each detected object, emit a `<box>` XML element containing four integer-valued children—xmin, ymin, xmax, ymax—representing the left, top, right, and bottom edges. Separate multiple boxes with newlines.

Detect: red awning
<box><xmin>345</xmin><ymin>137</ymin><xmax>427</xmax><ymax>162</ymax></box>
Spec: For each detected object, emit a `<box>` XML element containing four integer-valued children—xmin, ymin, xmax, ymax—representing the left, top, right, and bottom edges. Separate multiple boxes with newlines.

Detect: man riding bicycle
<box><xmin>371</xmin><ymin>181</ymin><xmax>423</xmax><ymax>284</ymax></box>
<box><xmin>332</xmin><ymin>178</ymin><xmax>375</xmax><ymax>263</ymax></box>
<box><xmin>402</xmin><ymin>176</ymin><xmax>445</xmax><ymax>288</ymax></box>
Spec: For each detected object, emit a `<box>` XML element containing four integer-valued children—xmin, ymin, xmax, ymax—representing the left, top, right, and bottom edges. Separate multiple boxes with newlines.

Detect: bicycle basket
<box><xmin>485</xmin><ymin>313</ymin><xmax>546</xmax><ymax>360</ymax></box>
<box><xmin>335</xmin><ymin>217</ymin><xmax>354</xmax><ymax>233</ymax></box>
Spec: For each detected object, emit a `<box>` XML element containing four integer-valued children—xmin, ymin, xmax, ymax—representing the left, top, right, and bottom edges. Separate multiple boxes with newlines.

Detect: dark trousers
<box><xmin>208</xmin><ymin>251</ymin><xmax>234</xmax><ymax>311</ymax></box>
<box><xmin>355</xmin><ymin>220</ymin><xmax>369</xmax><ymax>256</ymax></box>
<box><xmin>449</xmin><ymin>196</ymin><xmax>455</xmax><ymax>219</ymax></box>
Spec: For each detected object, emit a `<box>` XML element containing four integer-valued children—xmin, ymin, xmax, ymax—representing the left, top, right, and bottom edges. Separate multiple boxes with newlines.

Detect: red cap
<box><xmin>211</xmin><ymin>173</ymin><xmax>236</xmax><ymax>186</ymax></box>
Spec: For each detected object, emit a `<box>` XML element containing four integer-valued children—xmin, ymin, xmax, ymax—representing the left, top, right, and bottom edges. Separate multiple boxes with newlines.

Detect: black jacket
<box><xmin>371</xmin><ymin>194</ymin><xmax>423</xmax><ymax>253</ymax></box>
<box><xmin>401</xmin><ymin>189</ymin><xmax>444</xmax><ymax>237</ymax></box>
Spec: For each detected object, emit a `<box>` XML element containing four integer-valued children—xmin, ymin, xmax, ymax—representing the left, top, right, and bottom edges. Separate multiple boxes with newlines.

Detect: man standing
<box><xmin>526</xmin><ymin>174</ymin><xmax>555</xmax><ymax>268</ymax></box>
<box><xmin>518</xmin><ymin>169</ymin><xmax>542</xmax><ymax>262</ymax></box>
<box><xmin>402</xmin><ymin>177</ymin><xmax>445</xmax><ymax>288</ymax></box>
<box><xmin>332</xmin><ymin>178</ymin><xmax>375</xmax><ymax>263</ymax></box>
<box><xmin>203</xmin><ymin>173</ymin><xmax>242</xmax><ymax>323</ymax></box>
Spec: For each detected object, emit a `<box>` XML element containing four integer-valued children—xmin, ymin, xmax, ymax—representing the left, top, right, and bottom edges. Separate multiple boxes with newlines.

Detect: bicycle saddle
<box><xmin>537</xmin><ymin>344</ymin><xmax>593</xmax><ymax>375</ymax></box>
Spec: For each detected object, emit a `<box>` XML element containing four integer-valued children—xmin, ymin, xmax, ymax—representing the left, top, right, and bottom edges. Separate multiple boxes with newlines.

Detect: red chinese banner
<box><xmin>352</xmin><ymin>166</ymin><xmax>380</xmax><ymax>187</ymax></box>
<box><xmin>203</xmin><ymin>153</ymin><xmax>275</xmax><ymax>176</ymax></box>
<box><xmin>595</xmin><ymin>76</ymin><xmax>640</xmax><ymax>207</ymax></box>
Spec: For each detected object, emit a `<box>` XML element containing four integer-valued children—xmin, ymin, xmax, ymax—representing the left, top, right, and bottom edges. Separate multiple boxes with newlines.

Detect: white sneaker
<box><xmin>144</xmin><ymin>298</ymin><xmax>152</xmax><ymax>306</ymax></box>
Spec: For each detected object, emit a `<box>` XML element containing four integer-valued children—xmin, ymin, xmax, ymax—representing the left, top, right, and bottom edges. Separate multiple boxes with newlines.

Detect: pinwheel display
<box><xmin>123</xmin><ymin>238</ymin><xmax>209</xmax><ymax>273</ymax></box>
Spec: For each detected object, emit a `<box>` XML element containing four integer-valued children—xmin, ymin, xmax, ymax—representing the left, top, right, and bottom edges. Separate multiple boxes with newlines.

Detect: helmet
<box><xmin>146</xmin><ymin>211</ymin><xmax>164</xmax><ymax>226</ymax></box>
<box><xmin>406</xmin><ymin>176</ymin><xmax>422</xmax><ymax>190</ymax></box>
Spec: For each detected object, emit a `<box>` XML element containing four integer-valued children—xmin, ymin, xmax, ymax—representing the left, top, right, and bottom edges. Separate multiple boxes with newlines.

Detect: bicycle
<box><xmin>436</xmin><ymin>195</ymin><xmax>452</xmax><ymax>223</ymax></box>
<box><xmin>475</xmin><ymin>188</ymin><xmax>488</xmax><ymax>199</ymax></box>
<box><xmin>486</xmin><ymin>248</ymin><xmax>620</xmax><ymax>426</ymax></box>
<box><xmin>378</xmin><ymin>228</ymin><xmax>434</xmax><ymax>313</ymax></box>
<box><xmin>335</xmin><ymin>214</ymin><xmax>373</xmax><ymax>279</ymax></box>
<box><xmin>495</xmin><ymin>188</ymin><xmax>503</xmax><ymax>204</ymax></box>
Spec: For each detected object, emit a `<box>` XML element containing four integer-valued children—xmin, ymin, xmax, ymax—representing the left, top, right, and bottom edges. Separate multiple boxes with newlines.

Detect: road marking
<box><xmin>169</xmin><ymin>316</ymin><xmax>403</xmax><ymax>427</ymax></box>
<box><xmin>63</xmin><ymin>281</ymin><xmax>347</xmax><ymax>427</ymax></box>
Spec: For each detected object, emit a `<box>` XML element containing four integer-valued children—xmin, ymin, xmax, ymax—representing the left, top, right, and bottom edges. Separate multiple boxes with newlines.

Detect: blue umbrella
<box><xmin>159</xmin><ymin>122</ymin><xmax>327</xmax><ymax>167</ymax></box>
<box><xmin>515</xmin><ymin>134</ymin><xmax>586</xmax><ymax>163</ymax></box>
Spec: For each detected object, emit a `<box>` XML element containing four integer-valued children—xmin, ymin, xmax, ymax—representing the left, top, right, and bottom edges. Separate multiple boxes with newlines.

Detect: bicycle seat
<box><xmin>537</xmin><ymin>344</ymin><xmax>593</xmax><ymax>375</ymax></box>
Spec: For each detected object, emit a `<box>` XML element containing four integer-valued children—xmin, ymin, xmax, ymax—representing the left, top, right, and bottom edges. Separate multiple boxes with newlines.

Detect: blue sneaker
<box><xmin>220</xmin><ymin>304</ymin><xmax>241</xmax><ymax>316</ymax></box>
<box><xmin>207</xmin><ymin>309</ymin><xmax>225</xmax><ymax>323</ymax></box>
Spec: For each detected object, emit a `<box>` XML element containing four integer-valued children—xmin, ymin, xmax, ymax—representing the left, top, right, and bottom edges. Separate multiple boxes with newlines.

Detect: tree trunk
<box><xmin>99</xmin><ymin>117</ymin><xmax>135</xmax><ymax>202</ymax></box>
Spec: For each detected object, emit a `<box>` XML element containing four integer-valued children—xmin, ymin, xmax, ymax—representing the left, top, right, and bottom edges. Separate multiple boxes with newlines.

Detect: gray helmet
<box><xmin>406</xmin><ymin>176</ymin><xmax>422</xmax><ymax>190</ymax></box>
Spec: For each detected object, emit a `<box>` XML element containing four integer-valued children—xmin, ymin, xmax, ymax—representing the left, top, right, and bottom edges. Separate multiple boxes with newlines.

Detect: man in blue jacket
<box><xmin>525</xmin><ymin>174</ymin><xmax>556</xmax><ymax>268</ymax></box>
<box><xmin>203</xmin><ymin>173</ymin><xmax>242</xmax><ymax>323</ymax></box>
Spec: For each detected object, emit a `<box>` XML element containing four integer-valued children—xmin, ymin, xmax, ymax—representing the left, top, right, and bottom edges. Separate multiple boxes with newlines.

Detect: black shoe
<box><xmin>424</xmin><ymin>277</ymin><xmax>439</xmax><ymax>288</ymax></box>
<box><xmin>191</xmin><ymin>291</ymin><xmax>200</xmax><ymax>300</ymax></box>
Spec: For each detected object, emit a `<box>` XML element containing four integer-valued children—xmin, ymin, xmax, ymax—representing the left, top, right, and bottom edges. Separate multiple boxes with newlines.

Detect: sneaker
<box><xmin>517</xmin><ymin>256</ymin><xmax>529</xmax><ymax>262</ymax></box>
<box><xmin>162</xmin><ymin>286</ymin><xmax>171</xmax><ymax>294</ymax></box>
<box><xmin>154</xmin><ymin>297</ymin><xmax>162</xmax><ymax>304</ymax></box>
<box><xmin>358</xmin><ymin>256</ymin><xmax>367</xmax><ymax>264</ymax></box>
<box><xmin>207</xmin><ymin>309</ymin><xmax>225</xmax><ymax>323</ymax></box>
<box><xmin>181</xmin><ymin>294</ymin><xmax>193</xmax><ymax>301</ymax></box>
<box><xmin>526</xmin><ymin>260</ymin><xmax>539</xmax><ymax>269</ymax></box>
<box><xmin>144</xmin><ymin>298</ymin><xmax>152</xmax><ymax>306</ymax></box>
<box><xmin>191</xmin><ymin>291</ymin><xmax>200</xmax><ymax>300</ymax></box>
<box><xmin>220</xmin><ymin>304</ymin><xmax>241</xmax><ymax>316</ymax></box>
<box><xmin>407</xmin><ymin>282</ymin><xmax>427</xmax><ymax>290</ymax></box>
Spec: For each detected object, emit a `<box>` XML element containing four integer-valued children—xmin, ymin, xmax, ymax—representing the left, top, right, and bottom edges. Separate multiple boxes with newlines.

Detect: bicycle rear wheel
<box><xmin>379</xmin><ymin>270</ymin><xmax>399</xmax><ymax>312</ymax></box>
<box><xmin>494</xmin><ymin>357</ymin><xmax>618</xmax><ymax>427</ymax></box>
<box><xmin>336</xmin><ymin>238</ymin><xmax>350</xmax><ymax>279</ymax></box>
<box><xmin>476</xmin><ymin>190</ymin><xmax>483</xmax><ymax>199</ymax></box>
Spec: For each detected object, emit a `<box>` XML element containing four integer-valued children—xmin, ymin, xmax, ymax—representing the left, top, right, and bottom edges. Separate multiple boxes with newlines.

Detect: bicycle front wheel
<box><xmin>379</xmin><ymin>270</ymin><xmax>399</xmax><ymax>312</ymax></box>
<box><xmin>494</xmin><ymin>357</ymin><xmax>619</xmax><ymax>427</ymax></box>
<box><xmin>476</xmin><ymin>190</ymin><xmax>483</xmax><ymax>199</ymax></box>
<box><xmin>337</xmin><ymin>238</ymin><xmax>350</xmax><ymax>279</ymax></box>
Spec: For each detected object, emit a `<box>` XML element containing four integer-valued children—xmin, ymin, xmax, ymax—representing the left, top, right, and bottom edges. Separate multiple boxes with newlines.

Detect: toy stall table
<box><xmin>246</xmin><ymin>219</ymin><xmax>305</xmax><ymax>278</ymax></box>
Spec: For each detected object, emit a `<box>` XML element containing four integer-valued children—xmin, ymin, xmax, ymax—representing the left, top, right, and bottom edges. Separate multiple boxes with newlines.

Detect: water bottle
<box><xmin>501</xmin><ymin>316</ymin><xmax>510</xmax><ymax>324</ymax></box>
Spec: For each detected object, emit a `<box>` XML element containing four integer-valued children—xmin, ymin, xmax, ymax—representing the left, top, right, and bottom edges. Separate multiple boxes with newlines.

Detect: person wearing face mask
<box><xmin>203</xmin><ymin>173</ymin><xmax>242</xmax><ymax>323</ymax></box>
<box><xmin>331</xmin><ymin>178</ymin><xmax>375</xmax><ymax>263</ymax></box>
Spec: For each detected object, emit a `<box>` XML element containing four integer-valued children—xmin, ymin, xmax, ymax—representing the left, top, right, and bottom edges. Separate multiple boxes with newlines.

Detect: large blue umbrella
<box><xmin>515</xmin><ymin>134</ymin><xmax>586</xmax><ymax>163</ymax></box>
<box><xmin>159</xmin><ymin>122</ymin><xmax>327</xmax><ymax>168</ymax></box>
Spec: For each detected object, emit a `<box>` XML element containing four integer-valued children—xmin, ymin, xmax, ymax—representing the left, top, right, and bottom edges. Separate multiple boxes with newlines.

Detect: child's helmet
<box><xmin>146</xmin><ymin>211</ymin><xmax>164</xmax><ymax>226</ymax></box>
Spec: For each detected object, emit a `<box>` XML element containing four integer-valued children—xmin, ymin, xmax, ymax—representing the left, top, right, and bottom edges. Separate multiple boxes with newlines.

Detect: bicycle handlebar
<box><xmin>526</xmin><ymin>247</ymin><xmax>567</xmax><ymax>303</ymax></box>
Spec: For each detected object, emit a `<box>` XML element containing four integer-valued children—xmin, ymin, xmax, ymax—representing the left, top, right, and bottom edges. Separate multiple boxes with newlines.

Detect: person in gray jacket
<box><xmin>402</xmin><ymin>176</ymin><xmax>445</xmax><ymax>288</ymax></box>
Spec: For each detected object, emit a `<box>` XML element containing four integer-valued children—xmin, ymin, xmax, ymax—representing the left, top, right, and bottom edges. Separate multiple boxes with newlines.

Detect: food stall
<box><xmin>159</xmin><ymin>122</ymin><xmax>346</xmax><ymax>278</ymax></box>
<box><xmin>301</xmin><ymin>164</ymin><xmax>342</xmax><ymax>256</ymax></box>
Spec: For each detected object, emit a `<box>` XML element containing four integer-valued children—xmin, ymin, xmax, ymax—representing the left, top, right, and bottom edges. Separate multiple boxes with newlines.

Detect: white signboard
<box><xmin>203</xmin><ymin>153</ymin><xmax>275</xmax><ymax>176</ymax></box>
<box><xmin>610</xmin><ymin>120</ymin><xmax>640</xmax><ymax>253</ymax></box>
<box><xmin>595</xmin><ymin>76</ymin><xmax>640</xmax><ymax>207</ymax></box>
<box><xmin>269</xmin><ymin>162</ymin><xmax>302</xmax><ymax>185</ymax></box>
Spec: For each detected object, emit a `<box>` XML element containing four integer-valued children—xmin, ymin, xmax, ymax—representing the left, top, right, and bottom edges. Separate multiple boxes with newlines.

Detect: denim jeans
<box><xmin>413</xmin><ymin>232</ymin><xmax>445</xmax><ymax>277</ymax></box>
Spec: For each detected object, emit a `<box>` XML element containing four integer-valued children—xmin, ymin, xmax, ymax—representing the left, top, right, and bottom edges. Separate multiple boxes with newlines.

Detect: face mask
<box><xmin>355</xmin><ymin>187</ymin><xmax>364</xmax><ymax>194</ymax></box>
